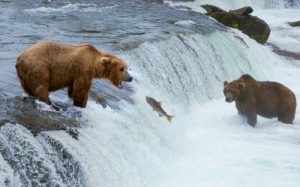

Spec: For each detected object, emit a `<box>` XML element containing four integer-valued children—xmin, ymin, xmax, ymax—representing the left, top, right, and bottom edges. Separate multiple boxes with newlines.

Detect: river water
<box><xmin>0</xmin><ymin>0</ymin><xmax>300</xmax><ymax>186</ymax></box>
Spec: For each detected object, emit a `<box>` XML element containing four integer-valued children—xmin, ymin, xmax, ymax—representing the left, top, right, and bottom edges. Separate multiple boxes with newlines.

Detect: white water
<box><xmin>2</xmin><ymin>0</ymin><xmax>300</xmax><ymax>186</ymax></box>
<box><xmin>165</xmin><ymin>0</ymin><xmax>300</xmax><ymax>53</ymax></box>
<box><xmin>37</xmin><ymin>28</ymin><xmax>300</xmax><ymax>186</ymax></box>
<box><xmin>255</xmin><ymin>9</ymin><xmax>300</xmax><ymax>52</ymax></box>
<box><xmin>155</xmin><ymin>1</ymin><xmax>300</xmax><ymax>186</ymax></box>
<box><xmin>24</xmin><ymin>3</ymin><xmax>118</xmax><ymax>13</ymax></box>
<box><xmin>165</xmin><ymin>0</ymin><xmax>299</xmax><ymax>11</ymax></box>
<box><xmin>0</xmin><ymin>154</ymin><xmax>21</xmax><ymax>186</ymax></box>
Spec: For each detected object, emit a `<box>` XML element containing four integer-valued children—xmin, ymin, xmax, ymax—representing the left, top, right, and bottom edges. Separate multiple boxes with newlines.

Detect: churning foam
<box><xmin>24</xmin><ymin>3</ymin><xmax>118</xmax><ymax>13</ymax></box>
<box><xmin>42</xmin><ymin>29</ymin><xmax>300</xmax><ymax>186</ymax></box>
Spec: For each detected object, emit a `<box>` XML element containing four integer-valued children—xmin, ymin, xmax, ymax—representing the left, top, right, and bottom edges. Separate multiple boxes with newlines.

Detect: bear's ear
<box><xmin>224</xmin><ymin>81</ymin><xmax>228</xmax><ymax>86</ymax></box>
<box><xmin>100</xmin><ymin>57</ymin><xmax>111</xmax><ymax>65</ymax></box>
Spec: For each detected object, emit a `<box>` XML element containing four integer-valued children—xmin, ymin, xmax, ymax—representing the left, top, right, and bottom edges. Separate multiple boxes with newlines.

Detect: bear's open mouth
<box><xmin>118</xmin><ymin>80</ymin><xmax>123</xmax><ymax>89</ymax></box>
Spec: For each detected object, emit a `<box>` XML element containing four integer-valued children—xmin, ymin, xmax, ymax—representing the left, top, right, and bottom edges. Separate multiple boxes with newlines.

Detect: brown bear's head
<box><xmin>223</xmin><ymin>80</ymin><xmax>246</xmax><ymax>103</ymax></box>
<box><xmin>96</xmin><ymin>55</ymin><xmax>133</xmax><ymax>89</ymax></box>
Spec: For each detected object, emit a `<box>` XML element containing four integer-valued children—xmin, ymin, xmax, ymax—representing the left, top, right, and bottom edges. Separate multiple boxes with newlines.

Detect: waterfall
<box><xmin>165</xmin><ymin>0</ymin><xmax>300</xmax><ymax>11</ymax></box>
<box><xmin>1</xmin><ymin>2</ymin><xmax>300</xmax><ymax>185</ymax></box>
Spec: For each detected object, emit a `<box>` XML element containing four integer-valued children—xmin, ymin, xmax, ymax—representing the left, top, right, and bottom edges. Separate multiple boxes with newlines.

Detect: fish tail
<box><xmin>166</xmin><ymin>115</ymin><xmax>174</xmax><ymax>123</ymax></box>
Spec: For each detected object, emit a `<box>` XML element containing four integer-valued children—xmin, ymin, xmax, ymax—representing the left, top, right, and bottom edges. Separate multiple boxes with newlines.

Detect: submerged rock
<box><xmin>288</xmin><ymin>21</ymin><xmax>300</xmax><ymax>27</ymax></box>
<box><xmin>148</xmin><ymin>0</ymin><xmax>164</xmax><ymax>4</ymax></box>
<box><xmin>201</xmin><ymin>5</ymin><xmax>270</xmax><ymax>44</ymax></box>
<box><xmin>267</xmin><ymin>42</ymin><xmax>300</xmax><ymax>61</ymax></box>
<box><xmin>273</xmin><ymin>49</ymin><xmax>300</xmax><ymax>60</ymax></box>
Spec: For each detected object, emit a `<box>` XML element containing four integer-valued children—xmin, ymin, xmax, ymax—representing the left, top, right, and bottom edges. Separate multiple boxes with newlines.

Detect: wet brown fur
<box><xmin>16</xmin><ymin>41</ymin><xmax>130</xmax><ymax>107</ymax></box>
<box><xmin>224</xmin><ymin>74</ymin><xmax>296</xmax><ymax>127</ymax></box>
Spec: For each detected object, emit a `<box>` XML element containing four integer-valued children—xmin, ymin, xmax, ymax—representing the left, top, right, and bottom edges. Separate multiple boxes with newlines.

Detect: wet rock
<box><xmin>201</xmin><ymin>5</ymin><xmax>270</xmax><ymax>43</ymax></box>
<box><xmin>201</xmin><ymin>5</ymin><xmax>226</xmax><ymax>14</ymax></box>
<box><xmin>267</xmin><ymin>42</ymin><xmax>300</xmax><ymax>60</ymax></box>
<box><xmin>288</xmin><ymin>21</ymin><xmax>300</xmax><ymax>27</ymax></box>
<box><xmin>229</xmin><ymin>6</ymin><xmax>253</xmax><ymax>15</ymax></box>
<box><xmin>0</xmin><ymin>96</ymin><xmax>81</xmax><ymax>139</ymax></box>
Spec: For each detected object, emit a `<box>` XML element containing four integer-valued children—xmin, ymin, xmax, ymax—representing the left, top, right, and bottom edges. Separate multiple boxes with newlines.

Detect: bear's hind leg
<box><xmin>17</xmin><ymin>72</ymin><xmax>34</xmax><ymax>96</ymax></box>
<box><xmin>20</xmin><ymin>80</ymin><xmax>34</xmax><ymax>96</ymax></box>
<box><xmin>35</xmin><ymin>84</ymin><xmax>51</xmax><ymax>105</ymax></box>
<box><xmin>28</xmin><ymin>68</ymin><xmax>53</xmax><ymax>106</ymax></box>
<box><xmin>278</xmin><ymin>112</ymin><xmax>294</xmax><ymax>124</ymax></box>
<box><xmin>278</xmin><ymin>101</ymin><xmax>296</xmax><ymax>124</ymax></box>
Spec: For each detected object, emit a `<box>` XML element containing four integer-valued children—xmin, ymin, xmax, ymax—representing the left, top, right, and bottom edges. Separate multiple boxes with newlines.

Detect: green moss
<box><xmin>230</xmin><ymin>22</ymin><xmax>239</xmax><ymax>29</ymax></box>
<box><xmin>210</xmin><ymin>13</ymin><xmax>220</xmax><ymax>19</ymax></box>
<box><xmin>261</xmin><ymin>25</ymin><xmax>271</xmax><ymax>43</ymax></box>
<box><xmin>210</xmin><ymin>13</ymin><xmax>239</xmax><ymax>29</ymax></box>
<box><xmin>249</xmin><ymin>25</ymin><xmax>270</xmax><ymax>43</ymax></box>
<box><xmin>207</xmin><ymin>12</ymin><xmax>270</xmax><ymax>44</ymax></box>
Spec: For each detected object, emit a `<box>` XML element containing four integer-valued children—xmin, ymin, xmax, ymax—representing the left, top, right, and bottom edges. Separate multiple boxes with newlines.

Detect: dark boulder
<box><xmin>201</xmin><ymin>5</ymin><xmax>270</xmax><ymax>44</ymax></box>
<box><xmin>288</xmin><ymin>21</ymin><xmax>300</xmax><ymax>27</ymax></box>
<box><xmin>201</xmin><ymin>4</ymin><xmax>226</xmax><ymax>14</ymax></box>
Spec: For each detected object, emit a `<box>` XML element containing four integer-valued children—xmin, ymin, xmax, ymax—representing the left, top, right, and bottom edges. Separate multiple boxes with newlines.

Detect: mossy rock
<box><xmin>202</xmin><ymin>5</ymin><xmax>270</xmax><ymax>44</ymax></box>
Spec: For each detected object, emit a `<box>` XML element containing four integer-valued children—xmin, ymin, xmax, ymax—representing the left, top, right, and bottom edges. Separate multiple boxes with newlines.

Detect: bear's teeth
<box><xmin>118</xmin><ymin>81</ymin><xmax>123</xmax><ymax>89</ymax></box>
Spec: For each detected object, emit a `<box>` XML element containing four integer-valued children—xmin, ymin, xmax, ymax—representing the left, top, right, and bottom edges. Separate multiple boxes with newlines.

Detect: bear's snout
<box><xmin>127</xmin><ymin>76</ymin><xmax>133</xmax><ymax>82</ymax></box>
<box><xmin>225</xmin><ymin>92</ymin><xmax>233</xmax><ymax>103</ymax></box>
<box><xmin>123</xmin><ymin>70</ymin><xmax>133</xmax><ymax>82</ymax></box>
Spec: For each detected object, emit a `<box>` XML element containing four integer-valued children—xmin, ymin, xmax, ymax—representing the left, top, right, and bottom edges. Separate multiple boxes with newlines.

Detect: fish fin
<box><xmin>166</xmin><ymin>115</ymin><xmax>174</xmax><ymax>123</ymax></box>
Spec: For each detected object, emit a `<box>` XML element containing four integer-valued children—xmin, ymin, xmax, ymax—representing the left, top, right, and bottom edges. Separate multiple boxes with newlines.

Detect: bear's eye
<box><xmin>120</xmin><ymin>68</ymin><xmax>124</xmax><ymax>72</ymax></box>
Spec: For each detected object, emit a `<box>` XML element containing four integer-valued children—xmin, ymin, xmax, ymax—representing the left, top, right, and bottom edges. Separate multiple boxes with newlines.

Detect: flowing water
<box><xmin>0</xmin><ymin>0</ymin><xmax>300</xmax><ymax>186</ymax></box>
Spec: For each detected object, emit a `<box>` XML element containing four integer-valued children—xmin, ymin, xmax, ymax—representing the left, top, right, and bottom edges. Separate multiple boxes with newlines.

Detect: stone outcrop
<box><xmin>201</xmin><ymin>5</ymin><xmax>270</xmax><ymax>44</ymax></box>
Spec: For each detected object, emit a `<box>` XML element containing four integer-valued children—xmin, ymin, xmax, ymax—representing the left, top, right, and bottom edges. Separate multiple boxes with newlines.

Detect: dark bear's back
<box><xmin>256</xmin><ymin>81</ymin><xmax>296</xmax><ymax>118</ymax></box>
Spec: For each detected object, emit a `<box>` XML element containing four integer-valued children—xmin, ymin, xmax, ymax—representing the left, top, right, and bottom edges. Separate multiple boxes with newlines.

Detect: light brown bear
<box><xmin>16</xmin><ymin>41</ymin><xmax>133</xmax><ymax>108</ymax></box>
<box><xmin>223</xmin><ymin>74</ymin><xmax>296</xmax><ymax>127</ymax></box>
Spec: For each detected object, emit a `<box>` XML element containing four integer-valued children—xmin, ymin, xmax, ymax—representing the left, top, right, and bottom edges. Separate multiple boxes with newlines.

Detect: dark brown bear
<box><xmin>223</xmin><ymin>74</ymin><xmax>296</xmax><ymax>127</ymax></box>
<box><xmin>16</xmin><ymin>41</ymin><xmax>133</xmax><ymax>108</ymax></box>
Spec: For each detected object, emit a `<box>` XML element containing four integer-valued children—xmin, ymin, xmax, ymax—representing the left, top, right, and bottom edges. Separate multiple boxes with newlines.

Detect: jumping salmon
<box><xmin>146</xmin><ymin>96</ymin><xmax>174</xmax><ymax>123</ymax></box>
